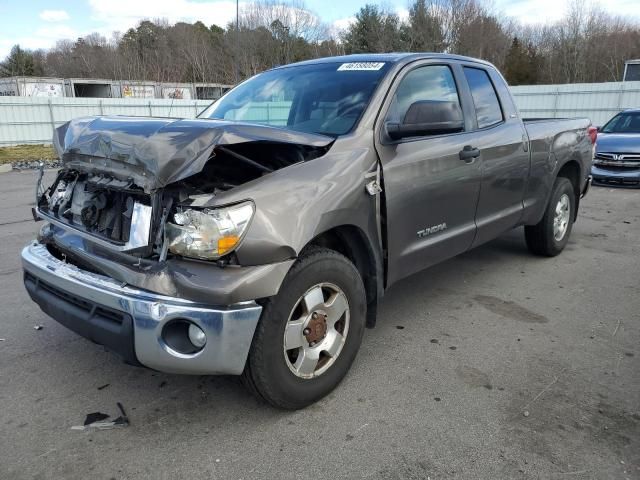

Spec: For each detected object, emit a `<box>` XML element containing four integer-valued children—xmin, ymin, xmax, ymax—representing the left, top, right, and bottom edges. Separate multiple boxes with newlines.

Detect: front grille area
<box><xmin>70</xmin><ymin>186</ymin><xmax>151</xmax><ymax>244</ymax></box>
<box><xmin>40</xmin><ymin>173</ymin><xmax>153</xmax><ymax>249</ymax></box>
<box><xmin>85</xmin><ymin>190</ymin><xmax>136</xmax><ymax>243</ymax></box>
<box><xmin>594</xmin><ymin>152</ymin><xmax>640</xmax><ymax>168</ymax></box>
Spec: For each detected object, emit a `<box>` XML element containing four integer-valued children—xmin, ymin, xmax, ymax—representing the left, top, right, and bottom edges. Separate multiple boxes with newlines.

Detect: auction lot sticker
<box><xmin>338</xmin><ymin>62</ymin><xmax>385</xmax><ymax>71</ymax></box>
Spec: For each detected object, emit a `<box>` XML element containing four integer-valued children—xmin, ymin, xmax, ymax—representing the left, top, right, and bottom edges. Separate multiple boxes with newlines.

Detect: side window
<box><xmin>386</xmin><ymin>65</ymin><xmax>462</xmax><ymax>127</ymax></box>
<box><xmin>463</xmin><ymin>67</ymin><xmax>503</xmax><ymax>129</ymax></box>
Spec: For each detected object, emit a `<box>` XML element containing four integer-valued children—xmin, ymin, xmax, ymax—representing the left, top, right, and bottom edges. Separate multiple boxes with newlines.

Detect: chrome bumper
<box><xmin>22</xmin><ymin>242</ymin><xmax>262</xmax><ymax>375</ymax></box>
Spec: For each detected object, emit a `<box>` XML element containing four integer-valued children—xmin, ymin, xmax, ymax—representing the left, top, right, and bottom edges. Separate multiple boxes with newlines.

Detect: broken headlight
<box><xmin>165</xmin><ymin>202</ymin><xmax>254</xmax><ymax>260</ymax></box>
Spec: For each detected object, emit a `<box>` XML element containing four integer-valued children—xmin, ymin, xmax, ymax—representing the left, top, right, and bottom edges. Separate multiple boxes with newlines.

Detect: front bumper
<box><xmin>591</xmin><ymin>165</ymin><xmax>640</xmax><ymax>188</ymax></box>
<box><xmin>22</xmin><ymin>242</ymin><xmax>262</xmax><ymax>375</ymax></box>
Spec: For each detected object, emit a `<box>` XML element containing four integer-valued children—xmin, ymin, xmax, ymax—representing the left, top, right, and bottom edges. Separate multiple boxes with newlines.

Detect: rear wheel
<box><xmin>525</xmin><ymin>177</ymin><xmax>575</xmax><ymax>256</ymax></box>
<box><xmin>242</xmin><ymin>247</ymin><xmax>366</xmax><ymax>409</ymax></box>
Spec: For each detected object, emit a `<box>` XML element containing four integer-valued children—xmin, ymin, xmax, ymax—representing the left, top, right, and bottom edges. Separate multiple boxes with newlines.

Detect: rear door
<box><xmin>459</xmin><ymin>65</ymin><xmax>530</xmax><ymax>246</ymax></box>
<box><xmin>375</xmin><ymin>61</ymin><xmax>482</xmax><ymax>286</ymax></box>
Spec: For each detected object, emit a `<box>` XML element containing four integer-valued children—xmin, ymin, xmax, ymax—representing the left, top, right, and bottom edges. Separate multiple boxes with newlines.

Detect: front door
<box><xmin>375</xmin><ymin>62</ymin><xmax>482</xmax><ymax>286</ymax></box>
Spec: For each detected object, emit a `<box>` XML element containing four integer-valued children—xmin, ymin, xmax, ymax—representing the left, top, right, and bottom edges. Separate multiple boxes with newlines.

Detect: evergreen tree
<box><xmin>405</xmin><ymin>0</ymin><xmax>445</xmax><ymax>52</ymax></box>
<box><xmin>0</xmin><ymin>45</ymin><xmax>42</xmax><ymax>77</ymax></box>
<box><xmin>342</xmin><ymin>5</ymin><xmax>404</xmax><ymax>54</ymax></box>
<box><xmin>504</xmin><ymin>37</ymin><xmax>539</xmax><ymax>85</ymax></box>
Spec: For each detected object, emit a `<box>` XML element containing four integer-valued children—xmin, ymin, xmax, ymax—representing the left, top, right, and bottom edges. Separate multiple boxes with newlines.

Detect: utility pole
<box><xmin>235</xmin><ymin>0</ymin><xmax>239</xmax><ymax>84</ymax></box>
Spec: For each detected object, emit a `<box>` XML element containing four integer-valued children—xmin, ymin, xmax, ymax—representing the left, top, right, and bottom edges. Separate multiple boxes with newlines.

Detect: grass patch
<box><xmin>0</xmin><ymin>144</ymin><xmax>58</xmax><ymax>164</ymax></box>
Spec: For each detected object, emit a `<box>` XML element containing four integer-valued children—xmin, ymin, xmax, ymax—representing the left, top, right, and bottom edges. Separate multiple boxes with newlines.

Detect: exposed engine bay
<box><xmin>37</xmin><ymin>139</ymin><xmax>331</xmax><ymax>263</ymax></box>
<box><xmin>41</xmin><ymin>171</ymin><xmax>149</xmax><ymax>244</ymax></box>
<box><xmin>166</xmin><ymin>141</ymin><xmax>329</xmax><ymax>196</ymax></box>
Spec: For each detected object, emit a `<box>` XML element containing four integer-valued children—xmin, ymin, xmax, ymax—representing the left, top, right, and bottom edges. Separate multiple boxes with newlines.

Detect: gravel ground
<box><xmin>0</xmin><ymin>144</ymin><xmax>59</xmax><ymax>169</ymax></box>
<box><xmin>11</xmin><ymin>160</ymin><xmax>62</xmax><ymax>170</ymax></box>
<box><xmin>0</xmin><ymin>169</ymin><xmax>638</xmax><ymax>480</ymax></box>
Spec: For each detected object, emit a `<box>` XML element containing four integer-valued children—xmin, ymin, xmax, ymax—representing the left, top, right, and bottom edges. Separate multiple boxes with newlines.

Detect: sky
<box><xmin>0</xmin><ymin>0</ymin><xmax>638</xmax><ymax>60</ymax></box>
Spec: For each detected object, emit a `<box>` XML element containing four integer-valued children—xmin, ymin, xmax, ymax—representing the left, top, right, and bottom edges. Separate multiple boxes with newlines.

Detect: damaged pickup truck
<box><xmin>23</xmin><ymin>54</ymin><xmax>594</xmax><ymax>409</ymax></box>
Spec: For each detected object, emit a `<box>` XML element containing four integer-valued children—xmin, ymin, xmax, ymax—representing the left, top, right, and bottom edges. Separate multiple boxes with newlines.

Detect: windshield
<box><xmin>601</xmin><ymin>111</ymin><xmax>640</xmax><ymax>134</ymax></box>
<box><xmin>199</xmin><ymin>62</ymin><xmax>390</xmax><ymax>136</ymax></box>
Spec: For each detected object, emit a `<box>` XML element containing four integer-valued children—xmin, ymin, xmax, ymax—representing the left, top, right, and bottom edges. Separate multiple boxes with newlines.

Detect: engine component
<box><xmin>80</xmin><ymin>192</ymin><xmax>107</xmax><ymax>228</ymax></box>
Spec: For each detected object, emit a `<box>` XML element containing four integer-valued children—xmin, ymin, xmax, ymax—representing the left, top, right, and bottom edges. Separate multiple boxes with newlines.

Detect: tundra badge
<box><xmin>417</xmin><ymin>223</ymin><xmax>447</xmax><ymax>238</ymax></box>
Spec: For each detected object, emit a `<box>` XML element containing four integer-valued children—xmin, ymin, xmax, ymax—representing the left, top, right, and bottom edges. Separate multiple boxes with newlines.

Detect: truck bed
<box><xmin>523</xmin><ymin>117</ymin><xmax>592</xmax><ymax>159</ymax></box>
<box><xmin>519</xmin><ymin>116</ymin><xmax>593</xmax><ymax>226</ymax></box>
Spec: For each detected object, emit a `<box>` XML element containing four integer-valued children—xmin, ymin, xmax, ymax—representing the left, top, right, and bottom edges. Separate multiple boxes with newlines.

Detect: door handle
<box><xmin>459</xmin><ymin>145</ymin><xmax>480</xmax><ymax>162</ymax></box>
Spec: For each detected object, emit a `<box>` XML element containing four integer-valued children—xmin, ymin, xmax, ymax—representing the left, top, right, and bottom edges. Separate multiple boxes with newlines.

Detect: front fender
<box><xmin>205</xmin><ymin>138</ymin><xmax>382</xmax><ymax>267</ymax></box>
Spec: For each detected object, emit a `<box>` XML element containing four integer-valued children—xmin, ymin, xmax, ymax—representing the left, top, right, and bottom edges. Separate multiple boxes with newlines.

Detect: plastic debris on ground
<box><xmin>71</xmin><ymin>402</ymin><xmax>130</xmax><ymax>431</ymax></box>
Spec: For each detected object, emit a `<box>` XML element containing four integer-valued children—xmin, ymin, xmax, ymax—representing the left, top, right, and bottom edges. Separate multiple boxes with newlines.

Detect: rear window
<box><xmin>463</xmin><ymin>67</ymin><xmax>503</xmax><ymax>129</ymax></box>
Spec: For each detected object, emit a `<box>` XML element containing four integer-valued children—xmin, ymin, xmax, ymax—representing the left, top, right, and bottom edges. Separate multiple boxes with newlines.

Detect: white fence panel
<box><xmin>511</xmin><ymin>81</ymin><xmax>640</xmax><ymax>126</ymax></box>
<box><xmin>0</xmin><ymin>97</ymin><xmax>213</xmax><ymax>145</ymax></box>
<box><xmin>2</xmin><ymin>81</ymin><xmax>640</xmax><ymax>145</ymax></box>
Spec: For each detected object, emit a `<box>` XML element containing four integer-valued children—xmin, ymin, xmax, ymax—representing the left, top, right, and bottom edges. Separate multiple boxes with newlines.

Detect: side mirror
<box><xmin>386</xmin><ymin>100</ymin><xmax>464</xmax><ymax>140</ymax></box>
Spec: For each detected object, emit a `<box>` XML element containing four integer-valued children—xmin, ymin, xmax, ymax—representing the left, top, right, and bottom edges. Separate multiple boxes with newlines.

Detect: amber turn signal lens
<box><xmin>217</xmin><ymin>235</ymin><xmax>240</xmax><ymax>255</ymax></box>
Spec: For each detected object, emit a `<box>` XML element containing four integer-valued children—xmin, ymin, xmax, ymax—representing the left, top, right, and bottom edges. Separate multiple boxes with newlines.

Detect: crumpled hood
<box><xmin>53</xmin><ymin>116</ymin><xmax>333</xmax><ymax>192</ymax></box>
<box><xmin>596</xmin><ymin>133</ymin><xmax>640</xmax><ymax>154</ymax></box>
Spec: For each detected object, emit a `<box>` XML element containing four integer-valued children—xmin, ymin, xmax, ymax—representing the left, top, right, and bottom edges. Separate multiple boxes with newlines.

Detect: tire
<box><xmin>242</xmin><ymin>247</ymin><xmax>366</xmax><ymax>409</ymax></box>
<box><xmin>525</xmin><ymin>177</ymin><xmax>575</xmax><ymax>257</ymax></box>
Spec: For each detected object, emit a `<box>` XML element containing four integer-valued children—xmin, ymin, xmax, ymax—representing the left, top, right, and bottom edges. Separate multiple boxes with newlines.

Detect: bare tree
<box><xmin>6</xmin><ymin>0</ymin><xmax>639</xmax><ymax>86</ymax></box>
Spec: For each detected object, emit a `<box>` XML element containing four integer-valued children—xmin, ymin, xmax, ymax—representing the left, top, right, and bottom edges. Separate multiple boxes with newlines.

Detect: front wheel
<box><xmin>525</xmin><ymin>177</ymin><xmax>575</xmax><ymax>256</ymax></box>
<box><xmin>242</xmin><ymin>247</ymin><xmax>366</xmax><ymax>409</ymax></box>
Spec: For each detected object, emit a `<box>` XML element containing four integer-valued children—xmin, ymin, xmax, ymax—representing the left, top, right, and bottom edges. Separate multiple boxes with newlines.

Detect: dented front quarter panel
<box><xmin>200</xmin><ymin>132</ymin><xmax>383</xmax><ymax>267</ymax></box>
<box><xmin>46</xmin><ymin>121</ymin><xmax>383</xmax><ymax>303</ymax></box>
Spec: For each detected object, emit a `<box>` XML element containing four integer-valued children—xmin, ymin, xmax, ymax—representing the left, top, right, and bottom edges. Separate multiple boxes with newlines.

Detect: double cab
<box><xmin>23</xmin><ymin>54</ymin><xmax>593</xmax><ymax>408</ymax></box>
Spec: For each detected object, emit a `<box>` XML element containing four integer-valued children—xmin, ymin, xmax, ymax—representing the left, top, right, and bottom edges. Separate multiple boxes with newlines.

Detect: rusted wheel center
<box><xmin>304</xmin><ymin>312</ymin><xmax>327</xmax><ymax>345</ymax></box>
<box><xmin>283</xmin><ymin>283</ymin><xmax>350</xmax><ymax>379</ymax></box>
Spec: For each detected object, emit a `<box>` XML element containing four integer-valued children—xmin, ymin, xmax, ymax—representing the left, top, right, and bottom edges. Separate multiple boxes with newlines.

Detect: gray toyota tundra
<box><xmin>23</xmin><ymin>54</ymin><xmax>593</xmax><ymax>408</ymax></box>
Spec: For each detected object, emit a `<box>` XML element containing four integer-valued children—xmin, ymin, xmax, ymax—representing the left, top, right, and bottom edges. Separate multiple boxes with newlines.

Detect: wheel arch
<box><xmin>303</xmin><ymin>225</ymin><xmax>383</xmax><ymax>328</ymax></box>
<box><xmin>556</xmin><ymin>158</ymin><xmax>582</xmax><ymax>221</ymax></box>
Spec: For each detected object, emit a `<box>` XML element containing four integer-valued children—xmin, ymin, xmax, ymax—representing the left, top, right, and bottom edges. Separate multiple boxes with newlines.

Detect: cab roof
<box><xmin>277</xmin><ymin>53</ymin><xmax>495</xmax><ymax>69</ymax></box>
